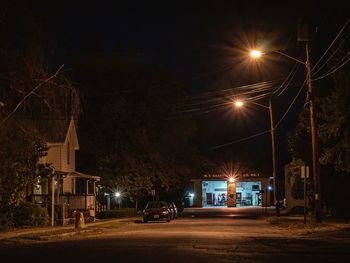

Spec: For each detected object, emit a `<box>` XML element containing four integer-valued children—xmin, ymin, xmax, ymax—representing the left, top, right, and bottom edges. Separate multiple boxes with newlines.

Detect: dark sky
<box><xmin>23</xmin><ymin>1</ymin><xmax>348</xmax><ymax>174</ymax></box>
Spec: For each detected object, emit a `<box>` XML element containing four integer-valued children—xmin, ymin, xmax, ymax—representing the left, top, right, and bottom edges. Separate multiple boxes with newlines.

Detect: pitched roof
<box><xmin>18</xmin><ymin>116</ymin><xmax>77</xmax><ymax>144</ymax></box>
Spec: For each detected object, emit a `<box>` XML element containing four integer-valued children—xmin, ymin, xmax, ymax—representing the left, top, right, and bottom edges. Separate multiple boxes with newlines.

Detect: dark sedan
<box><xmin>143</xmin><ymin>201</ymin><xmax>171</xmax><ymax>223</ymax></box>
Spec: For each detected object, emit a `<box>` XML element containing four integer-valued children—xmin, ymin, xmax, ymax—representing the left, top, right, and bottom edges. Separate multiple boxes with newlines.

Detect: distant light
<box><xmin>229</xmin><ymin>177</ymin><xmax>235</xmax><ymax>183</ymax></box>
<box><xmin>115</xmin><ymin>192</ymin><xmax>121</xmax><ymax>197</ymax></box>
<box><xmin>250</xmin><ymin>50</ymin><xmax>262</xmax><ymax>58</ymax></box>
<box><xmin>234</xmin><ymin>100</ymin><xmax>243</xmax><ymax>107</ymax></box>
<box><xmin>189</xmin><ymin>193</ymin><xmax>195</xmax><ymax>198</ymax></box>
<box><xmin>268</xmin><ymin>185</ymin><xmax>273</xmax><ymax>191</ymax></box>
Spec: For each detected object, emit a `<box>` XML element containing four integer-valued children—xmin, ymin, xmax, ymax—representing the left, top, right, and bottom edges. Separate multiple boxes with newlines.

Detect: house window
<box><xmin>67</xmin><ymin>142</ymin><xmax>70</xmax><ymax>164</ymax></box>
<box><xmin>75</xmin><ymin>178</ymin><xmax>86</xmax><ymax>194</ymax></box>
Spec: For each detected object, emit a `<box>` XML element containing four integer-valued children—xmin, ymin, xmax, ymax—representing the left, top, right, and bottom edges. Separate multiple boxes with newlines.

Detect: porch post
<box><xmin>85</xmin><ymin>179</ymin><xmax>88</xmax><ymax>211</ymax></box>
<box><xmin>51</xmin><ymin>175</ymin><xmax>55</xmax><ymax>227</ymax></box>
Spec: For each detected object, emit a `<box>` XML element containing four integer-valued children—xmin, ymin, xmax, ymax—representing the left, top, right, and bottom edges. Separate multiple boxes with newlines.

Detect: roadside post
<box><xmin>259</xmin><ymin>189</ymin><xmax>265</xmax><ymax>215</ymax></box>
<box><xmin>151</xmin><ymin>189</ymin><xmax>156</xmax><ymax>201</ymax></box>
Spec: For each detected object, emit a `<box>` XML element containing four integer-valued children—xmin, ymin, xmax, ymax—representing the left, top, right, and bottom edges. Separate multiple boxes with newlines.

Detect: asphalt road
<box><xmin>1</xmin><ymin>208</ymin><xmax>350</xmax><ymax>263</ymax></box>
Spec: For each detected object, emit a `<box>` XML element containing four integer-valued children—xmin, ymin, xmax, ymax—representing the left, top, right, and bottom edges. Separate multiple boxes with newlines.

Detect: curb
<box><xmin>0</xmin><ymin>216</ymin><xmax>141</xmax><ymax>241</ymax></box>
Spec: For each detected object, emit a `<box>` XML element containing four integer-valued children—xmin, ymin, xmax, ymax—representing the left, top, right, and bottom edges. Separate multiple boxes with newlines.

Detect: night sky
<box><xmin>22</xmin><ymin>1</ymin><xmax>348</xmax><ymax>175</ymax></box>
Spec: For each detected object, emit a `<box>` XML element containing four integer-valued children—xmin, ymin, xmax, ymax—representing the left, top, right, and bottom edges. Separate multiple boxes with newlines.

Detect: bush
<box><xmin>0</xmin><ymin>211</ymin><xmax>14</xmax><ymax>231</ymax></box>
<box><xmin>13</xmin><ymin>202</ymin><xmax>48</xmax><ymax>227</ymax></box>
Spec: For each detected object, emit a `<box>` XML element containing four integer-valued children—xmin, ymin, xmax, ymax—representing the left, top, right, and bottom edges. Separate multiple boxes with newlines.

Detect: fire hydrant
<box><xmin>74</xmin><ymin>210</ymin><xmax>85</xmax><ymax>231</ymax></box>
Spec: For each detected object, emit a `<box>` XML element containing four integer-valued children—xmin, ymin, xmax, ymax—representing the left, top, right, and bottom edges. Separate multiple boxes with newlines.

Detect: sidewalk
<box><xmin>0</xmin><ymin>217</ymin><xmax>141</xmax><ymax>241</ymax></box>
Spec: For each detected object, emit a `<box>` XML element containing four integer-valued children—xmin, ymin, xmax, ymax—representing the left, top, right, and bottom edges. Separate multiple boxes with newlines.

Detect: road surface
<box><xmin>1</xmin><ymin>208</ymin><xmax>349</xmax><ymax>262</ymax></box>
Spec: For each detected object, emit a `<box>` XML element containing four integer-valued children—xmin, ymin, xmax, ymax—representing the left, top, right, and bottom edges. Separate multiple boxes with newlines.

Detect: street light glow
<box><xmin>250</xmin><ymin>49</ymin><xmax>262</xmax><ymax>58</ymax></box>
<box><xmin>234</xmin><ymin>100</ymin><xmax>243</xmax><ymax>107</ymax></box>
<box><xmin>115</xmin><ymin>192</ymin><xmax>121</xmax><ymax>197</ymax></box>
<box><xmin>229</xmin><ymin>177</ymin><xmax>235</xmax><ymax>183</ymax></box>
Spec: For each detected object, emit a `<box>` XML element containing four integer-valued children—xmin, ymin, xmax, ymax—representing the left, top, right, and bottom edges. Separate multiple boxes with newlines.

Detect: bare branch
<box><xmin>1</xmin><ymin>64</ymin><xmax>64</xmax><ymax>124</ymax></box>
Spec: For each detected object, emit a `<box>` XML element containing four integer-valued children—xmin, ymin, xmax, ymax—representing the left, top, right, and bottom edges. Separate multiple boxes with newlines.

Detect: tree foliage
<box><xmin>318</xmin><ymin>70</ymin><xmax>350</xmax><ymax>173</ymax></box>
<box><xmin>287</xmin><ymin>107</ymin><xmax>312</xmax><ymax>165</ymax></box>
<box><xmin>0</xmin><ymin>120</ymin><xmax>50</xmax><ymax>209</ymax></box>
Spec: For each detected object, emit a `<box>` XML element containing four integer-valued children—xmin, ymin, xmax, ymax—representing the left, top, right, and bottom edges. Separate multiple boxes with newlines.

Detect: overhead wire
<box><xmin>185</xmin><ymin>79</ymin><xmax>278</xmax><ymax>100</ymax></box>
<box><xmin>276</xmin><ymin>63</ymin><xmax>301</xmax><ymax>96</ymax></box>
<box><xmin>312</xmin><ymin>53</ymin><xmax>350</xmax><ymax>81</ymax></box>
<box><xmin>196</xmin><ymin>19</ymin><xmax>350</xmax><ymax>150</ymax></box>
<box><xmin>311</xmin><ymin>18</ymin><xmax>350</xmax><ymax>75</ymax></box>
<box><xmin>210</xmin><ymin>129</ymin><xmax>271</xmax><ymax>150</ymax></box>
<box><xmin>207</xmin><ymin>73</ymin><xmax>306</xmax><ymax>149</ymax></box>
<box><xmin>182</xmin><ymin>81</ymin><xmax>278</xmax><ymax>108</ymax></box>
<box><xmin>311</xmin><ymin>37</ymin><xmax>348</xmax><ymax>77</ymax></box>
<box><xmin>274</xmin><ymin>80</ymin><xmax>306</xmax><ymax>129</ymax></box>
<box><xmin>209</xmin><ymin>80</ymin><xmax>306</xmax><ymax>150</ymax></box>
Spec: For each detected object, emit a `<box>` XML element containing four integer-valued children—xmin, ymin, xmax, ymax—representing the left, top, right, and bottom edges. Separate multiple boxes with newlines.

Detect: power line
<box><xmin>311</xmin><ymin>18</ymin><xmax>350</xmax><ymax>75</ymax></box>
<box><xmin>276</xmin><ymin>63</ymin><xmax>301</xmax><ymax>96</ymax></box>
<box><xmin>210</xmin><ymin>129</ymin><xmax>271</xmax><ymax>150</ymax></box>
<box><xmin>275</xmin><ymin>80</ymin><xmax>306</xmax><ymax>129</ymax></box>
<box><xmin>312</xmin><ymin>54</ymin><xmax>350</xmax><ymax>81</ymax></box>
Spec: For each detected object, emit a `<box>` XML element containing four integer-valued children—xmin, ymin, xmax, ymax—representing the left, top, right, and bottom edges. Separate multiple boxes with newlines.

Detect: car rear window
<box><xmin>147</xmin><ymin>202</ymin><xmax>167</xmax><ymax>209</ymax></box>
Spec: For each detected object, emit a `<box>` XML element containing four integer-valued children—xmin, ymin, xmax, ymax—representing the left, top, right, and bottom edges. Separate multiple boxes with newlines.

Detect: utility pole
<box><xmin>268</xmin><ymin>99</ymin><xmax>280</xmax><ymax>217</ymax></box>
<box><xmin>305</xmin><ymin>41</ymin><xmax>322</xmax><ymax>223</ymax></box>
<box><xmin>298</xmin><ymin>21</ymin><xmax>322</xmax><ymax>223</ymax></box>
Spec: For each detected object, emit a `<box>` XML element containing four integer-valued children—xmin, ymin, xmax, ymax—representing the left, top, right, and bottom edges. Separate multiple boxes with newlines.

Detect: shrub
<box><xmin>0</xmin><ymin>211</ymin><xmax>14</xmax><ymax>231</ymax></box>
<box><xmin>13</xmin><ymin>202</ymin><xmax>48</xmax><ymax>227</ymax></box>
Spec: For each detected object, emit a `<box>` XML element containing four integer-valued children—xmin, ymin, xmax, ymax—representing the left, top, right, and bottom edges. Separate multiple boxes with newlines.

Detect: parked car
<box><xmin>143</xmin><ymin>201</ymin><xmax>171</xmax><ymax>223</ymax></box>
<box><xmin>168</xmin><ymin>202</ymin><xmax>178</xmax><ymax>219</ymax></box>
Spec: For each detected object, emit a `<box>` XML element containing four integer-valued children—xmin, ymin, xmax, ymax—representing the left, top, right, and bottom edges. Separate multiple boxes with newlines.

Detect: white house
<box><xmin>26</xmin><ymin>117</ymin><xmax>100</xmax><ymax>224</ymax></box>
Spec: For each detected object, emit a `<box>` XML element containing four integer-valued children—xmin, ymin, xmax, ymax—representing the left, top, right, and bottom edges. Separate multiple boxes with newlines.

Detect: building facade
<box><xmin>190</xmin><ymin>172</ymin><xmax>272</xmax><ymax>208</ymax></box>
<box><xmin>26</xmin><ymin>117</ymin><xmax>100</xmax><ymax>224</ymax></box>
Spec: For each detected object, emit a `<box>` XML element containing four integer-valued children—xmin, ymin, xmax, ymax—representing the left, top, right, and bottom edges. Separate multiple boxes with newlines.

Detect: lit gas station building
<box><xmin>190</xmin><ymin>172</ymin><xmax>273</xmax><ymax>208</ymax></box>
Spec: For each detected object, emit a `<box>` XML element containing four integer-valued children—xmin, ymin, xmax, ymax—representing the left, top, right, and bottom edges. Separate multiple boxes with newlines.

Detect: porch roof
<box><xmin>57</xmin><ymin>171</ymin><xmax>100</xmax><ymax>181</ymax></box>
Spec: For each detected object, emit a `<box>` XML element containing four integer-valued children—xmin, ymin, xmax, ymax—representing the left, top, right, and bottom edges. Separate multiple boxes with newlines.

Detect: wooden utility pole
<box><xmin>305</xmin><ymin>42</ymin><xmax>322</xmax><ymax>223</ymax></box>
<box><xmin>268</xmin><ymin>99</ymin><xmax>280</xmax><ymax>217</ymax></box>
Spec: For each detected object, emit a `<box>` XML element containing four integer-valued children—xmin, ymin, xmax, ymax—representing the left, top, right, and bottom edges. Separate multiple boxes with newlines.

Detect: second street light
<box><xmin>115</xmin><ymin>192</ymin><xmax>121</xmax><ymax>208</ymax></box>
<box><xmin>234</xmin><ymin>99</ymin><xmax>280</xmax><ymax>217</ymax></box>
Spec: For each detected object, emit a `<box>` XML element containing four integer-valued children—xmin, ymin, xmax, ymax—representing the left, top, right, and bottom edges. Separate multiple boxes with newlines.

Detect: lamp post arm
<box><xmin>272</xmin><ymin>50</ymin><xmax>306</xmax><ymax>65</ymax></box>
<box><xmin>250</xmin><ymin>100</ymin><xmax>269</xmax><ymax>109</ymax></box>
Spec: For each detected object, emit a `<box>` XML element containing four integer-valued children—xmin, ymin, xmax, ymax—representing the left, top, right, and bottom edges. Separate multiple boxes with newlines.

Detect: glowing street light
<box><xmin>250</xmin><ymin>49</ymin><xmax>263</xmax><ymax>58</ymax></box>
<box><xmin>234</xmin><ymin>100</ymin><xmax>243</xmax><ymax>107</ymax></box>
<box><xmin>115</xmin><ymin>192</ymin><xmax>122</xmax><ymax>208</ymax></box>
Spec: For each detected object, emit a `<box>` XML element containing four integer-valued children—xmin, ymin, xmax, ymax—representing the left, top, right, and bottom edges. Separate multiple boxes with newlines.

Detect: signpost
<box><xmin>151</xmin><ymin>189</ymin><xmax>155</xmax><ymax>201</ymax></box>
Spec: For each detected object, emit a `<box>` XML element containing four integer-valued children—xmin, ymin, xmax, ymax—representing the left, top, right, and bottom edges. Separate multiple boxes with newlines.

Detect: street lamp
<box><xmin>234</xmin><ymin>99</ymin><xmax>280</xmax><ymax>217</ymax></box>
<box><xmin>115</xmin><ymin>192</ymin><xmax>121</xmax><ymax>208</ymax></box>
<box><xmin>250</xmin><ymin>39</ymin><xmax>322</xmax><ymax>222</ymax></box>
